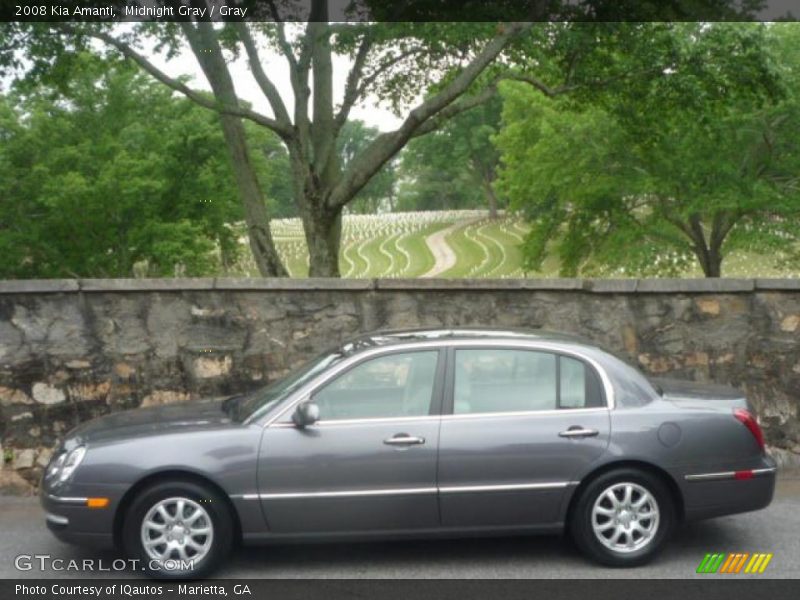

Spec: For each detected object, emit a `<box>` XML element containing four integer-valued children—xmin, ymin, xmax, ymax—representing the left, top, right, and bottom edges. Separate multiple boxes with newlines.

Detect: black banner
<box><xmin>3</xmin><ymin>579</ymin><xmax>800</xmax><ymax>600</ymax></box>
<box><xmin>0</xmin><ymin>0</ymin><xmax>797</xmax><ymax>23</ymax></box>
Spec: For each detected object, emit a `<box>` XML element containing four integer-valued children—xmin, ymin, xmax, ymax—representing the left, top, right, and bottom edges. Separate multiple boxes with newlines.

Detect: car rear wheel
<box><xmin>122</xmin><ymin>480</ymin><xmax>233</xmax><ymax>579</ymax></box>
<box><xmin>570</xmin><ymin>468</ymin><xmax>675</xmax><ymax>567</ymax></box>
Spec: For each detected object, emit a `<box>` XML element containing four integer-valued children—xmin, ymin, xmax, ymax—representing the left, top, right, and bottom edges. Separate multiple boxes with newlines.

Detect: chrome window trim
<box><xmin>233</xmin><ymin>481</ymin><xmax>578</xmax><ymax>500</ymax></box>
<box><xmin>267</xmin><ymin>407</ymin><xmax>609</xmax><ymax>428</ymax></box>
<box><xmin>684</xmin><ymin>467</ymin><xmax>777</xmax><ymax>482</ymax></box>
<box><xmin>269</xmin><ymin>415</ymin><xmax>441</xmax><ymax>428</ymax></box>
<box><xmin>262</xmin><ymin>339</ymin><xmax>615</xmax><ymax>428</ymax></box>
<box><xmin>442</xmin><ymin>407</ymin><xmax>608</xmax><ymax>421</ymax></box>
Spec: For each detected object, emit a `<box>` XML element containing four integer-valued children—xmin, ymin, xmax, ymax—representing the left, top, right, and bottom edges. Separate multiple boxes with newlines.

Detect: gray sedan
<box><xmin>40</xmin><ymin>328</ymin><xmax>776</xmax><ymax>578</ymax></box>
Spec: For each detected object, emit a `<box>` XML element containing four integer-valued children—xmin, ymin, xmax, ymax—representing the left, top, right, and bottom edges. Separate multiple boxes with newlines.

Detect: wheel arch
<box><xmin>563</xmin><ymin>459</ymin><xmax>685</xmax><ymax>533</ymax></box>
<box><xmin>112</xmin><ymin>469</ymin><xmax>242</xmax><ymax>549</ymax></box>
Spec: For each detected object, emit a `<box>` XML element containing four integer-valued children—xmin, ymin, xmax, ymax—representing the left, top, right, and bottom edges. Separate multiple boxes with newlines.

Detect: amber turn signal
<box><xmin>86</xmin><ymin>497</ymin><xmax>109</xmax><ymax>508</ymax></box>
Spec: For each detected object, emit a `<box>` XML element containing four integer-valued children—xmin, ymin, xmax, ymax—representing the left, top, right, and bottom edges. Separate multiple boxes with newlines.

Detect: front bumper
<box><xmin>681</xmin><ymin>455</ymin><xmax>777</xmax><ymax>521</ymax></box>
<box><xmin>40</xmin><ymin>484</ymin><xmax>127</xmax><ymax>549</ymax></box>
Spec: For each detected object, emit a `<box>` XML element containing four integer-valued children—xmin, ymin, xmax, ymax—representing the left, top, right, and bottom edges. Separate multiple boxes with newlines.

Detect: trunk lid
<box><xmin>651</xmin><ymin>377</ymin><xmax>751</xmax><ymax>411</ymax></box>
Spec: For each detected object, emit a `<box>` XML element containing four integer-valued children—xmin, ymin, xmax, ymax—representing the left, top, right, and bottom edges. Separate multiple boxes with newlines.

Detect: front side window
<box><xmin>453</xmin><ymin>349</ymin><xmax>604</xmax><ymax>415</ymax></box>
<box><xmin>313</xmin><ymin>351</ymin><xmax>439</xmax><ymax>421</ymax></box>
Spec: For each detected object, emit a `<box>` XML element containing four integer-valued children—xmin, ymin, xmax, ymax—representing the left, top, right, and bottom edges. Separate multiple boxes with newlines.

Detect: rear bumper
<box><xmin>681</xmin><ymin>457</ymin><xmax>777</xmax><ymax>521</ymax></box>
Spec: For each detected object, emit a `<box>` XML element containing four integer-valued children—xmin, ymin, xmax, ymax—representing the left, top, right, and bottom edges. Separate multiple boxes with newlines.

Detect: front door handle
<box><xmin>383</xmin><ymin>434</ymin><xmax>426</xmax><ymax>446</ymax></box>
<box><xmin>559</xmin><ymin>427</ymin><xmax>599</xmax><ymax>439</ymax></box>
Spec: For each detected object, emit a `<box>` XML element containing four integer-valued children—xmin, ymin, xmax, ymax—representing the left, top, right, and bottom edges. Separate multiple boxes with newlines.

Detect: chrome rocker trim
<box><xmin>684</xmin><ymin>467</ymin><xmax>777</xmax><ymax>482</ymax></box>
<box><xmin>46</xmin><ymin>494</ymin><xmax>89</xmax><ymax>504</ymax></box>
<box><xmin>234</xmin><ymin>481</ymin><xmax>578</xmax><ymax>500</ymax></box>
<box><xmin>46</xmin><ymin>513</ymin><xmax>69</xmax><ymax>526</ymax></box>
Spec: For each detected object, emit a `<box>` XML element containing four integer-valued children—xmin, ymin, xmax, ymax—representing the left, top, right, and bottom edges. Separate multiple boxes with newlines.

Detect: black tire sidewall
<box><xmin>570</xmin><ymin>468</ymin><xmax>675</xmax><ymax>567</ymax></box>
<box><xmin>122</xmin><ymin>480</ymin><xmax>233</xmax><ymax>579</ymax></box>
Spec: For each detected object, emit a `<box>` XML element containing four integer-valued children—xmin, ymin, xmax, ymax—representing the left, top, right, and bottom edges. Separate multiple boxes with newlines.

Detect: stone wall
<box><xmin>1</xmin><ymin>277</ymin><xmax>799</xmax><ymax>493</ymax></box>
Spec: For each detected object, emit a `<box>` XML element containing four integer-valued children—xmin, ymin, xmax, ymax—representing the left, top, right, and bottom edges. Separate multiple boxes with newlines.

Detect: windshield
<box><xmin>235</xmin><ymin>349</ymin><xmax>344</xmax><ymax>421</ymax></box>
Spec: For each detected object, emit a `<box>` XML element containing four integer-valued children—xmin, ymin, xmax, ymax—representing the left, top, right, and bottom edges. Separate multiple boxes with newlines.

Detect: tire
<box><xmin>570</xmin><ymin>468</ymin><xmax>675</xmax><ymax>567</ymax></box>
<box><xmin>122</xmin><ymin>479</ymin><xmax>234</xmax><ymax>579</ymax></box>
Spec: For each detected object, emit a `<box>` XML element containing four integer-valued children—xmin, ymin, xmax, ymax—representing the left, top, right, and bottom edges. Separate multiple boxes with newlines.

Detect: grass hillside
<box><xmin>229</xmin><ymin>210</ymin><xmax>795</xmax><ymax>279</ymax></box>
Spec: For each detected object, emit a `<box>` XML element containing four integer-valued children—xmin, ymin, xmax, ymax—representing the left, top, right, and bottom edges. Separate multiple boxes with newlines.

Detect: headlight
<box><xmin>58</xmin><ymin>446</ymin><xmax>87</xmax><ymax>482</ymax></box>
<box><xmin>46</xmin><ymin>452</ymin><xmax>66</xmax><ymax>479</ymax></box>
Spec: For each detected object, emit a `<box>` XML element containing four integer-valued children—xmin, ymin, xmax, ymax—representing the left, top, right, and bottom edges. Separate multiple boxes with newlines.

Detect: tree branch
<box><xmin>266</xmin><ymin>0</ymin><xmax>299</xmax><ymax>71</ymax></box>
<box><xmin>350</xmin><ymin>47</ymin><xmax>425</xmax><ymax>108</ymax></box>
<box><xmin>334</xmin><ymin>31</ymin><xmax>374</xmax><ymax>131</ymax></box>
<box><xmin>506</xmin><ymin>65</ymin><xmax>664</xmax><ymax>99</ymax></box>
<box><xmin>410</xmin><ymin>84</ymin><xmax>498</xmax><ymax>138</ymax></box>
<box><xmin>54</xmin><ymin>24</ymin><xmax>292</xmax><ymax>138</ymax></box>
<box><xmin>328</xmin><ymin>22</ymin><xmax>532</xmax><ymax>210</ymax></box>
<box><xmin>309</xmin><ymin>1</ymin><xmax>336</xmax><ymax>183</ymax></box>
<box><xmin>265</xmin><ymin>0</ymin><xmax>311</xmax><ymax>146</ymax></box>
<box><xmin>233</xmin><ymin>22</ymin><xmax>292</xmax><ymax>129</ymax></box>
<box><xmin>710</xmin><ymin>210</ymin><xmax>738</xmax><ymax>253</ymax></box>
<box><xmin>504</xmin><ymin>73</ymin><xmax>577</xmax><ymax>98</ymax></box>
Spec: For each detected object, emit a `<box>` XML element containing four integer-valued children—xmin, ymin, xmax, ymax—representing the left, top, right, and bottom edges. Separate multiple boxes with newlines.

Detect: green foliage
<box><xmin>336</xmin><ymin>120</ymin><xmax>396</xmax><ymax>214</ymax></box>
<box><xmin>2</xmin><ymin>17</ymin><xmax>794</xmax><ymax>279</ymax></box>
<box><xmin>0</xmin><ymin>55</ymin><xmax>289</xmax><ymax>278</ymax></box>
<box><xmin>497</xmin><ymin>23</ymin><xmax>800</xmax><ymax>278</ymax></box>
<box><xmin>399</xmin><ymin>96</ymin><xmax>503</xmax><ymax>212</ymax></box>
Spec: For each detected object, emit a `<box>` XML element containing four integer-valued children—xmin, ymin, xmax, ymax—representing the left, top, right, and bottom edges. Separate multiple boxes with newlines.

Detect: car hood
<box><xmin>66</xmin><ymin>396</ymin><xmax>238</xmax><ymax>446</ymax></box>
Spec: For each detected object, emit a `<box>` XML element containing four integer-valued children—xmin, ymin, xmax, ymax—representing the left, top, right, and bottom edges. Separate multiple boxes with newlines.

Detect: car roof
<box><xmin>338</xmin><ymin>327</ymin><xmax>601</xmax><ymax>356</ymax></box>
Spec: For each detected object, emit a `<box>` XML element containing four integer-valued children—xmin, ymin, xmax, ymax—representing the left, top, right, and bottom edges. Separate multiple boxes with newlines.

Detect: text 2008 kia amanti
<box><xmin>41</xmin><ymin>328</ymin><xmax>776</xmax><ymax>578</ymax></box>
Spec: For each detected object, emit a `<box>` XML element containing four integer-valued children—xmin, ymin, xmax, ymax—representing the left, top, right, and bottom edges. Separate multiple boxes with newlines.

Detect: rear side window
<box><xmin>453</xmin><ymin>349</ymin><xmax>605</xmax><ymax>415</ymax></box>
<box><xmin>559</xmin><ymin>355</ymin><xmax>605</xmax><ymax>409</ymax></box>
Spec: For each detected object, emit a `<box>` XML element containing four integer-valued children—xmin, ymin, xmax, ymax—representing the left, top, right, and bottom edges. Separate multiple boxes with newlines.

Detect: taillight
<box><xmin>734</xmin><ymin>408</ymin><xmax>765</xmax><ymax>453</ymax></box>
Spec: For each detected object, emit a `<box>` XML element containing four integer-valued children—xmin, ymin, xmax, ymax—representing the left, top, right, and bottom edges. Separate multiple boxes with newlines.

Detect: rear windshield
<box><xmin>597</xmin><ymin>350</ymin><xmax>660</xmax><ymax>407</ymax></box>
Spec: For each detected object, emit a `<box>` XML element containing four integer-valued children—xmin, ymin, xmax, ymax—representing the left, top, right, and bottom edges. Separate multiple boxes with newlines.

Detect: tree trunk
<box><xmin>702</xmin><ymin>249</ymin><xmax>723</xmax><ymax>277</ymax></box>
<box><xmin>693</xmin><ymin>244</ymin><xmax>723</xmax><ymax>277</ymax></box>
<box><xmin>472</xmin><ymin>157</ymin><xmax>499</xmax><ymax>219</ymax></box>
<box><xmin>218</xmin><ymin>115</ymin><xmax>288</xmax><ymax>277</ymax></box>
<box><xmin>303</xmin><ymin>204</ymin><xmax>342</xmax><ymax>277</ymax></box>
<box><xmin>182</xmin><ymin>21</ymin><xmax>287</xmax><ymax>277</ymax></box>
<box><xmin>685</xmin><ymin>213</ymin><xmax>731</xmax><ymax>278</ymax></box>
<box><xmin>483</xmin><ymin>179</ymin><xmax>499</xmax><ymax>219</ymax></box>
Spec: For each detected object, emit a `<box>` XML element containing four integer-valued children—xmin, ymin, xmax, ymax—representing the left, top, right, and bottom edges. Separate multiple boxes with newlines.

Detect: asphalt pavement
<box><xmin>2</xmin><ymin>479</ymin><xmax>798</xmax><ymax>579</ymax></box>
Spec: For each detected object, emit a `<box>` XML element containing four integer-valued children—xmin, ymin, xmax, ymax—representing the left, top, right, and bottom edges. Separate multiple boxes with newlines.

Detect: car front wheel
<box><xmin>122</xmin><ymin>480</ymin><xmax>233</xmax><ymax>578</ymax></box>
<box><xmin>570</xmin><ymin>468</ymin><xmax>675</xmax><ymax>567</ymax></box>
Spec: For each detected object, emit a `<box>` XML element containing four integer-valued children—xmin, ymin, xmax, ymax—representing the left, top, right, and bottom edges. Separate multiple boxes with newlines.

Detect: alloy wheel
<box><xmin>140</xmin><ymin>496</ymin><xmax>214</xmax><ymax>565</ymax></box>
<box><xmin>591</xmin><ymin>482</ymin><xmax>660</xmax><ymax>554</ymax></box>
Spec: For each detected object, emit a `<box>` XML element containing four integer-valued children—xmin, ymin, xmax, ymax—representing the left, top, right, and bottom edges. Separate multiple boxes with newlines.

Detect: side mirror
<box><xmin>292</xmin><ymin>401</ymin><xmax>320</xmax><ymax>428</ymax></box>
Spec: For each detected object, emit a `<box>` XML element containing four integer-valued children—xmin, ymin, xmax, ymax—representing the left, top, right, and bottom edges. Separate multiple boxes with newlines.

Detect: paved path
<box><xmin>1</xmin><ymin>479</ymin><xmax>798</xmax><ymax>579</ymax></box>
<box><xmin>421</xmin><ymin>218</ymin><xmax>481</xmax><ymax>278</ymax></box>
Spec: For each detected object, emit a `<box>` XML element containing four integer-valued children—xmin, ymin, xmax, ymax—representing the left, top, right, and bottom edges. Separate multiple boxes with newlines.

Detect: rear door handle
<box><xmin>383</xmin><ymin>434</ymin><xmax>426</xmax><ymax>446</ymax></box>
<box><xmin>559</xmin><ymin>427</ymin><xmax>599</xmax><ymax>439</ymax></box>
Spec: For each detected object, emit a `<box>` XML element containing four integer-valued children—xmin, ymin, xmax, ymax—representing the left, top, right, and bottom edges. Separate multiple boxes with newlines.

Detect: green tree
<box><xmin>336</xmin><ymin>120</ymin><xmax>396</xmax><ymax>214</ymax></box>
<box><xmin>400</xmin><ymin>96</ymin><xmax>503</xmax><ymax>216</ymax></box>
<box><xmin>2</xmin><ymin>2</ymin><xmax>762</xmax><ymax>276</ymax></box>
<box><xmin>0</xmin><ymin>56</ymin><xmax>287</xmax><ymax>278</ymax></box>
<box><xmin>497</xmin><ymin>23</ymin><xmax>798</xmax><ymax>278</ymax></box>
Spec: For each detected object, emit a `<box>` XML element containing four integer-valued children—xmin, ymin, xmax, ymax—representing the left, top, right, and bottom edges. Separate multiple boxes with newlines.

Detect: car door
<box><xmin>257</xmin><ymin>348</ymin><xmax>444</xmax><ymax>534</ymax></box>
<box><xmin>437</xmin><ymin>345</ymin><xmax>611</xmax><ymax>528</ymax></box>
